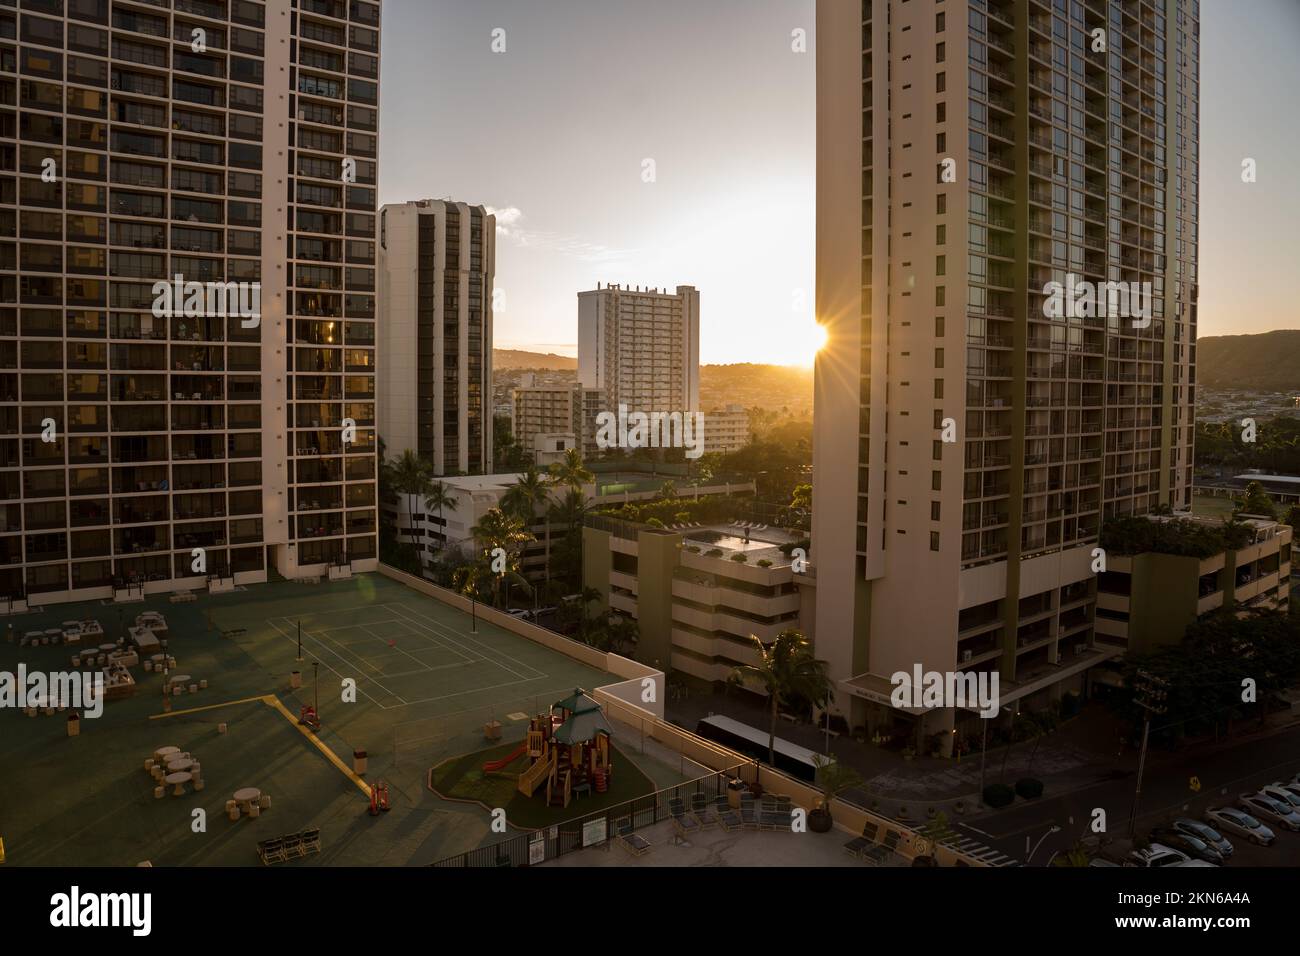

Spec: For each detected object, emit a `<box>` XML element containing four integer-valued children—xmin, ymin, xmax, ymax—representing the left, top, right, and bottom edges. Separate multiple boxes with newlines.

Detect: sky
<box><xmin>378</xmin><ymin>0</ymin><xmax>1298</xmax><ymax>365</ymax></box>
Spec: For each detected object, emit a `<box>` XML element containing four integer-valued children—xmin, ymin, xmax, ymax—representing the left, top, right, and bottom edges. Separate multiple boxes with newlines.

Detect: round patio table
<box><xmin>154</xmin><ymin>746</ymin><xmax>180</xmax><ymax>762</ymax></box>
<box><xmin>166</xmin><ymin>757</ymin><xmax>194</xmax><ymax>774</ymax></box>
<box><xmin>167</xmin><ymin>674</ymin><xmax>191</xmax><ymax>687</ymax></box>
<box><xmin>233</xmin><ymin>788</ymin><xmax>261</xmax><ymax>814</ymax></box>
<box><xmin>165</xmin><ymin>771</ymin><xmax>192</xmax><ymax>796</ymax></box>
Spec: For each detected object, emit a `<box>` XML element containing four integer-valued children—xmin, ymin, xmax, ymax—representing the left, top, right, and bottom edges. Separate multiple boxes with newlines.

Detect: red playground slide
<box><xmin>482</xmin><ymin>744</ymin><xmax>527</xmax><ymax>774</ymax></box>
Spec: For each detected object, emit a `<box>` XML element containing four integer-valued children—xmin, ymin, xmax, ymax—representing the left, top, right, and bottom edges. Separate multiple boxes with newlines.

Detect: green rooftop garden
<box><xmin>1100</xmin><ymin>515</ymin><xmax>1254</xmax><ymax>559</ymax></box>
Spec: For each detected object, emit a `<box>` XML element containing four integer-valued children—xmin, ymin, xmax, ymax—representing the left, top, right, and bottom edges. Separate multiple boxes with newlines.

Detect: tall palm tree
<box><xmin>502</xmin><ymin>466</ymin><xmax>552</xmax><ymax>603</ymax></box>
<box><xmin>423</xmin><ymin>480</ymin><xmax>458</xmax><ymax>553</ymax></box>
<box><xmin>546</xmin><ymin>486</ymin><xmax>589</xmax><ymax>588</ymax></box>
<box><xmin>729</xmin><ymin>629</ymin><xmax>832</xmax><ymax>765</ymax></box>
<box><xmin>549</xmin><ymin>447</ymin><xmax>594</xmax><ymax>490</ymax></box>
<box><xmin>390</xmin><ymin>449</ymin><xmax>430</xmax><ymax>549</ymax></box>
<box><xmin>469</xmin><ymin>507</ymin><xmax>534</xmax><ymax>607</ymax></box>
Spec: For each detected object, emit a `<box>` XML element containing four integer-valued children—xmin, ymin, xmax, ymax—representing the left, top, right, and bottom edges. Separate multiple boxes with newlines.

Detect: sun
<box><xmin>791</xmin><ymin>317</ymin><xmax>828</xmax><ymax>367</ymax></box>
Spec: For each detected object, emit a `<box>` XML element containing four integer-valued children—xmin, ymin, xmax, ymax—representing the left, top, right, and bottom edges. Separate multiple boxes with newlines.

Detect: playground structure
<box><xmin>485</xmin><ymin>689</ymin><xmax>614</xmax><ymax>810</ymax></box>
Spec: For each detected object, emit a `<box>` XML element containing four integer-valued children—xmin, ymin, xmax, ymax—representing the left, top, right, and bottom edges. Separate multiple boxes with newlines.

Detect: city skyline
<box><xmin>379</xmin><ymin>0</ymin><xmax>1298</xmax><ymax>366</ymax></box>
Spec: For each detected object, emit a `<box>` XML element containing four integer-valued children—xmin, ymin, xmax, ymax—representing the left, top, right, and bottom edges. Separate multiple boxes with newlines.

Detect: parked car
<box><xmin>1239</xmin><ymin>792</ymin><xmax>1300</xmax><ymax>832</ymax></box>
<box><xmin>1261</xmin><ymin>783</ymin><xmax>1300</xmax><ymax>812</ymax></box>
<box><xmin>1126</xmin><ymin>843</ymin><xmax>1192</xmax><ymax>867</ymax></box>
<box><xmin>1171</xmin><ymin>818</ymin><xmax>1234</xmax><ymax>859</ymax></box>
<box><xmin>1149</xmin><ymin>829</ymin><xmax>1226</xmax><ymax>865</ymax></box>
<box><xmin>1205</xmin><ymin>806</ymin><xmax>1275</xmax><ymax>846</ymax></box>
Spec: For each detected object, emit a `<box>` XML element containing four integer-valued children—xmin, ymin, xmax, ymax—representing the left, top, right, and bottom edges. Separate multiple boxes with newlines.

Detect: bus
<box><xmin>695</xmin><ymin>714</ymin><xmax>821</xmax><ymax>782</ymax></box>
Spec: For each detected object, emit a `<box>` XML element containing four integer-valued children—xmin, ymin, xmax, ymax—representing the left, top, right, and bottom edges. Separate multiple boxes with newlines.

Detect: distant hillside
<box><xmin>493</xmin><ymin>349</ymin><xmax>577</xmax><ymax>371</ymax></box>
<box><xmin>1198</xmin><ymin>331</ymin><xmax>1300</xmax><ymax>391</ymax></box>
<box><xmin>701</xmin><ymin>363</ymin><xmax>813</xmax><ymax>413</ymax></box>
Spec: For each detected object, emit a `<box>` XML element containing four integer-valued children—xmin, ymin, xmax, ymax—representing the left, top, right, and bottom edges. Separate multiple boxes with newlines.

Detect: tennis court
<box><xmin>265</xmin><ymin>602</ymin><xmax>550</xmax><ymax>710</ymax></box>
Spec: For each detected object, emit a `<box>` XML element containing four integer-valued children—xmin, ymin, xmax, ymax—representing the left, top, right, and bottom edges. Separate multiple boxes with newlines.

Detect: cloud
<box><xmin>485</xmin><ymin>205</ymin><xmax>633</xmax><ymax>264</ymax></box>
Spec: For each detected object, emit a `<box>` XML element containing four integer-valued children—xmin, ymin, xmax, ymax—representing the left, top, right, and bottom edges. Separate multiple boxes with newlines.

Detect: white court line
<box><xmin>266</xmin><ymin>617</ymin><xmax>401</xmax><ymax>707</ymax></box>
<box><xmin>361</xmin><ymin>605</ymin><xmax>479</xmax><ymax>665</ymax></box>
<box><xmin>385</xmin><ymin>602</ymin><xmax>547</xmax><ymax>682</ymax></box>
<box><xmin>360</xmin><ymin>622</ymin><xmax>464</xmax><ymax>671</ymax></box>
<box><xmin>267</xmin><ymin>606</ymin><xmax>553</xmax><ymax>709</ymax></box>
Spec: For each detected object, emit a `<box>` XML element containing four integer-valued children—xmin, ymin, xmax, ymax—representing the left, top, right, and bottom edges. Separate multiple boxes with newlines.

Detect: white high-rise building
<box><xmin>813</xmin><ymin>0</ymin><xmax>1199</xmax><ymax>749</ymax></box>
<box><xmin>578</xmin><ymin>284</ymin><xmax>700</xmax><ymax>418</ymax></box>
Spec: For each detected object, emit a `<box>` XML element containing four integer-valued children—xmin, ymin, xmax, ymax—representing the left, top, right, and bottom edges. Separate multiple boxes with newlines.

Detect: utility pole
<box><xmin>1128</xmin><ymin>669</ymin><xmax>1169</xmax><ymax>840</ymax></box>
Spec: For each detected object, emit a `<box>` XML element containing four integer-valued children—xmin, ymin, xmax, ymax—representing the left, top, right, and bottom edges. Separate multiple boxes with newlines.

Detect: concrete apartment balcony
<box><xmin>671</xmin><ymin>604</ymin><xmax>788</xmax><ymax>643</ymax></box>
<box><xmin>671</xmin><ymin>577</ymin><xmax>799</xmax><ymax>617</ymax></box>
<box><xmin>606</xmin><ymin>569</ymin><xmax>637</xmax><ymax>596</ymax></box>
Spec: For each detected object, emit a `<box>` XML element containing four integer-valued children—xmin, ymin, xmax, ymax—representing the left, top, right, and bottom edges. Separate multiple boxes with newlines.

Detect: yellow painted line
<box><xmin>148</xmin><ymin>694</ymin><xmax>269</xmax><ymax>720</ymax></box>
<box><xmin>261</xmin><ymin>695</ymin><xmax>373</xmax><ymax>799</ymax></box>
<box><xmin>148</xmin><ymin>692</ymin><xmax>372</xmax><ymax>800</ymax></box>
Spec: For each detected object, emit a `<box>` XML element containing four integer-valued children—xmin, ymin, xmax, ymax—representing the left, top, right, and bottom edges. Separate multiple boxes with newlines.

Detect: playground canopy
<box><xmin>551</xmin><ymin>689</ymin><xmax>614</xmax><ymax>746</ymax></box>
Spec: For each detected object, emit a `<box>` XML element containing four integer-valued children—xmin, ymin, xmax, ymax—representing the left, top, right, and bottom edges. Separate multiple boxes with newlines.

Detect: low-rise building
<box><xmin>583</xmin><ymin>516</ymin><xmax>815</xmax><ymax>681</ymax></box>
<box><xmin>702</xmin><ymin>405</ymin><xmax>751</xmax><ymax>455</ymax></box>
<box><xmin>1095</xmin><ymin>514</ymin><xmax>1292</xmax><ymax>656</ymax></box>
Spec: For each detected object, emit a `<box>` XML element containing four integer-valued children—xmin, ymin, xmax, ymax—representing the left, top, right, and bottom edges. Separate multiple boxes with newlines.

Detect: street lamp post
<box><xmin>1027</xmin><ymin>825</ymin><xmax>1061</xmax><ymax>864</ymax></box>
<box><xmin>312</xmin><ymin>661</ymin><xmax>319</xmax><ymax>716</ymax></box>
<box><xmin>1128</xmin><ymin>670</ymin><xmax>1169</xmax><ymax>840</ymax></box>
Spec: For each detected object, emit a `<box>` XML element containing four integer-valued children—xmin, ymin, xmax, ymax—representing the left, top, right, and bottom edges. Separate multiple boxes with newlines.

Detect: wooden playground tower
<box><xmin>515</xmin><ymin>689</ymin><xmax>614</xmax><ymax>809</ymax></box>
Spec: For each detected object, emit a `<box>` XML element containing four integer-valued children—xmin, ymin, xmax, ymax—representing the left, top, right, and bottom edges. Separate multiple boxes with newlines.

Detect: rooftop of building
<box><xmin>0</xmin><ymin>573</ymin><xmax>696</xmax><ymax>866</ymax></box>
<box><xmin>677</xmin><ymin>521</ymin><xmax>805</xmax><ymax>569</ymax></box>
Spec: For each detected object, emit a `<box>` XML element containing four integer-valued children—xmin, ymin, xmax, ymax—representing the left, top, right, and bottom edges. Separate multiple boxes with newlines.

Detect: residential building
<box><xmin>583</xmin><ymin>516</ymin><xmax>814</xmax><ymax>681</ymax></box>
<box><xmin>703</xmin><ymin>404</ymin><xmax>750</xmax><ymax>455</ymax></box>
<box><xmin>578</xmin><ymin>283</ymin><xmax>700</xmax><ymax>419</ymax></box>
<box><xmin>0</xmin><ymin>0</ymin><xmax>383</xmax><ymax>607</ymax></box>
<box><xmin>813</xmin><ymin>0</ymin><xmax>1199</xmax><ymax>746</ymax></box>
<box><xmin>391</xmin><ymin>468</ymin><xmax>755</xmax><ymax>584</ymax></box>
<box><xmin>378</xmin><ymin>199</ymin><xmax>494</xmax><ymax>477</ymax></box>
<box><xmin>511</xmin><ymin>383</ymin><xmax>603</xmax><ymax>461</ymax></box>
<box><xmin>1095</xmin><ymin>515</ymin><xmax>1292</xmax><ymax>657</ymax></box>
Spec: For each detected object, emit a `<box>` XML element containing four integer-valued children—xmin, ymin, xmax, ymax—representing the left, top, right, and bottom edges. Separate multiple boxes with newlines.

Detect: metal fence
<box><xmin>430</xmin><ymin>768</ymin><xmax>744</xmax><ymax>868</ymax></box>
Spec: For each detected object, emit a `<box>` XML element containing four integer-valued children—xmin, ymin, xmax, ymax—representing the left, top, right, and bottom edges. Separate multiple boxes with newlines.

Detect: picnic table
<box><xmin>233</xmin><ymin>788</ymin><xmax>262</xmax><ymax>814</ymax></box>
<box><xmin>166</xmin><ymin>757</ymin><xmax>194</xmax><ymax>774</ymax></box>
<box><xmin>154</xmin><ymin>746</ymin><xmax>180</xmax><ymax>762</ymax></box>
<box><xmin>165</xmin><ymin>771</ymin><xmax>192</xmax><ymax>796</ymax></box>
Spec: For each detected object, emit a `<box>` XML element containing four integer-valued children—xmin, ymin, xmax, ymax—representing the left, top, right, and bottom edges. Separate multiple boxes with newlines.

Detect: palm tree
<box><xmin>810</xmin><ymin>754</ymin><xmax>864</xmax><ymax>827</ymax></box>
<box><xmin>390</xmin><ymin>449</ymin><xmax>430</xmax><ymax>552</ymax></box>
<box><xmin>546</xmin><ymin>486</ymin><xmax>589</xmax><ymax>588</ymax></box>
<box><xmin>502</xmin><ymin>466</ymin><xmax>552</xmax><ymax>596</ymax></box>
<box><xmin>469</xmin><ymin>507</ymin><xmax>534</xmax><ymax>607</ymax></box>
<box><xmin>549</xmin><ymin>447</ymin><xmax>594</xmax><ymax>490</ymax></box>
<box><xmin>423</xmin><ymin>480</ymin><xmax>458</xmax><ymax>553</ymax></box>
<box><xmin>729</xmin><ymin>629</ymin><xmax>832</xmax><ymax>765</ymax></box>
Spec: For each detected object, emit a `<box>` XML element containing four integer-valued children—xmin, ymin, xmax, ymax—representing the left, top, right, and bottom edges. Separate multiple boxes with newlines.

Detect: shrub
<box><xmin>779</xmin><ymin>536</ymin><xmax>812</xmax><ymax>557</ymax></box>
<box><xmin>646</xmin><ymin>517</ymin><xmax>665</xmax><ymax>529</ymax></box>
<box><xmin>756</xmin><ymin>559</ymin><xmax>773</xmax><ymax>568</ymax></box>
<box><xmin>730</xmin><ymin>553</ymin><xmax>748</xmax><ymax>563</ymax></box>
<box><xmin>705</xmin><ymin>548</ymin><xmax>724</xmax><ymax>557</ymax></box>
<box><xmin>982</xmin><ymin>783</ymin><xmax>1015</xmax><ymax>808</ymax></box>
<box><xmin>1015</xmin><ymin>778</ymin><xmax>1044</xmax><ymax>800</ymax></box>
<box><xmin>685</xmin><ymin>545</ymin><xmax>701</xmax><ymax>553</ymax></box>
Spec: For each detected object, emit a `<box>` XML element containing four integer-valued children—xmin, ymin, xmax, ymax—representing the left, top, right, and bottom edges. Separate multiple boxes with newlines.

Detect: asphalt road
<box><xmin>955</xmin><ymin>722</ymin><xmax>1300</xmax><ymax>866</ymax></box>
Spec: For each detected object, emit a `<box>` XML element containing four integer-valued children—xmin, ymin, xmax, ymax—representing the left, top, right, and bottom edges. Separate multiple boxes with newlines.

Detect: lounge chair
<box><xmin>716</xmin><ymin>794</ymin><xmax>743</xmax><ymax>831</ymax></box>
<box><xmin>740</xmin><ymin>792</ymin><xmax>760</xmax><ymax>830</ymax></box>
<box><xmin>615</xmin><ymin>817</ymin><xmax>652</xmax><ymax>856</ymax></box>
<box><xmin>843</xmin><ymin>822</ymin><xmax>879</xmax><ymax>858</ymax></box>
<box><xmin>862</xmin><ymin>829</ymin><xmax>902</xmax><ymax>866</ymax></box>
<box><xmin>691</xmin><ymin>792</ymin><xmax>720</xmax><ymax>828</ymax></box>
<box><xmin>759</xmin><ymin>794</ymin><xmax>783</xmax><ymax>831</ymax></box>
<box><xmin>668</xmin><ymin>797</ymin><xmax>701</xmax><ymax>836</ymax></box>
